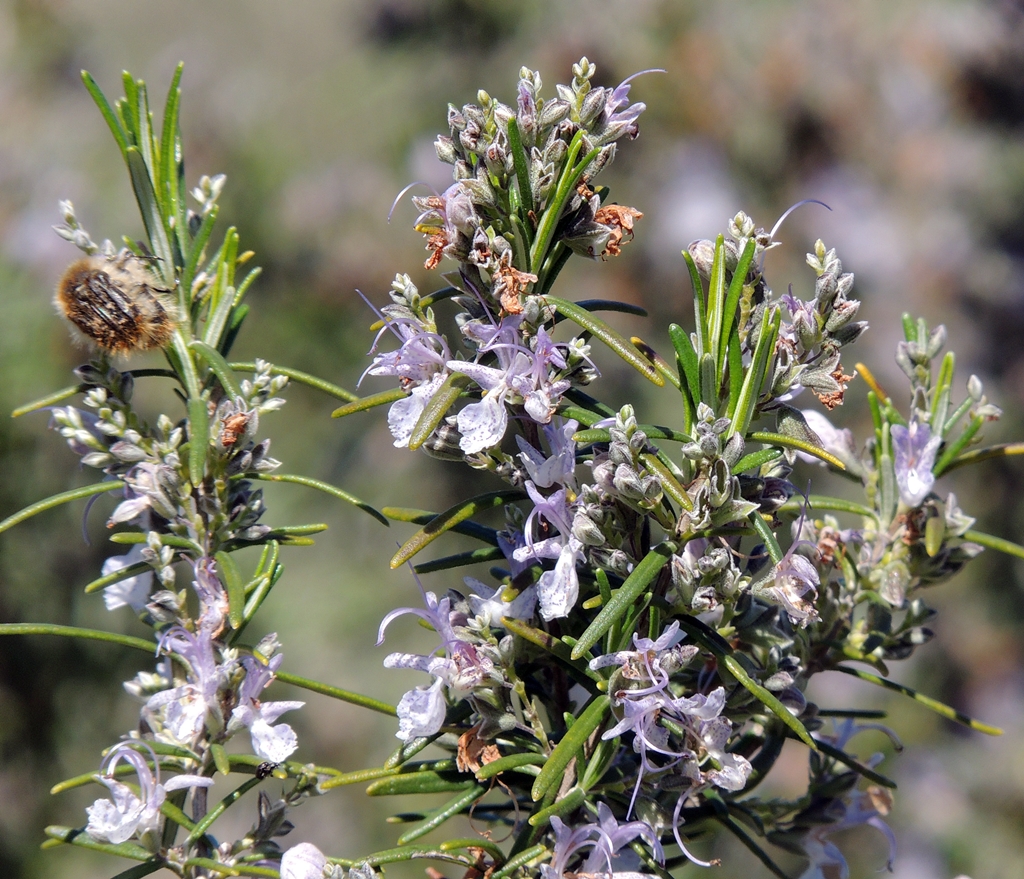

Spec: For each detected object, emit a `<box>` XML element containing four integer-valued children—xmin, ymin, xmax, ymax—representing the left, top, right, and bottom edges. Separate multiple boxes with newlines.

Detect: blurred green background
<box><xmin>2</xmin><ymin>1</ymin><xmax>1024</xmax><ymax>877</ymax></box>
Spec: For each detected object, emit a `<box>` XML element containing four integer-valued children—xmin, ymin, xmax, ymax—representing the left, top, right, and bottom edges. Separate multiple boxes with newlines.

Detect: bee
<box><xmin>55</xmin><ymin>251</ymin><xmax>175</xmax><ymax>355</ymax></box>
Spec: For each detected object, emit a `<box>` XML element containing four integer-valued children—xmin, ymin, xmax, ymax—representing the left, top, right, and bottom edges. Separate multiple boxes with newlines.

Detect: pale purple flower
<box><xmin>797</xmin><ymin>409</ymin><xmax>861</xmax><ymax>473</ymax></box>
<box><xmin>463</xmin><ymin>577</ymin><xmax>536</xmax><ymax>628</ymax></box>
<box><xmin>891</xmin><ymin>420</ymin><xmax>941</xmax><ymax>507</ymax></box>
<box><xmin>590</xmin><ymin>621</ymin><xmax>688</xmax><ymax>695</ymax></box>
<box><xmin>798</xmin><ymin>788</ymin><xmax>896</xmax><ymax>879</ymax></box>
<box><xmin>448</xmin><ymin>318</ymin><xmax>571</xmax><ymax>453</ymax></box>
<box><xmin>101</xmin><ymin>545</ymin><xmax>153</xmax><ymax>612</ymax></box>
<box><xmin>698</xmin><ymin>716</ymin><xmax>752</xmax><ymax>791</ymax></box>
<box><xmin>592</xmin><ymin>70</ymin><xmax>659</xmax><ymax>144</ymax></box>
<box><xmin>541</xmin><ymin>803</ymin><xmax>664</xmax><ymax>879</ymax></box>
<box><xmin>148</xmin><ymin>625</ymin><xmax>228</xmax><ymax>745</ymax></box>
<box><xmin>386</xmin><ymin>373</ymin><xmax>446</xmax><ymax>448</ymax></box>
<box><xmin>513</xmin><ymin>481</ymin><xmax>585</xmax><ymax>620</ymax></box>
<box><xmin>516</xmin><ymin>418</ymin><xmax>578</xmax><ymax>489</ymax></box>
<box><xmin>192</xmin><ymin>556</ymin><xmax>229</xmax><ymax>634</ymax></box>
<box><xmin>378</xmin><ymin>588</ymin><xmax>499</xmax><ymax>740</ymax></box>
<box><xmin>393</xmin><ymin>677</ymin><xmax>447</xmax><ymax>741</ymax></box>
<box><xmin>228</xmin><ymin>653</ymin><xmax>304</xmax><ymax>762</ymax></box>
<box><xmin>601</xmin><ymin>681</ymin><xmax>732</xmax><ymax>815</ymax></box>
<box><xmin>366</xmin><ymin>320</ymin><xmax>451</xmax><ymax>386</ymax></box>
<box><xmin>759</xmin><ymin>512</ymin><xmax>821</xmax><ymax>626</ymax></box>
<box><xmin>85</xmin><ymin>743</ymin><xmax>212</xmax><ymax>845</ymax></box>
<box><xmin>762</xmin><ymin>549</ymin><xmax>820</xmax><ymax>625</ymax></box>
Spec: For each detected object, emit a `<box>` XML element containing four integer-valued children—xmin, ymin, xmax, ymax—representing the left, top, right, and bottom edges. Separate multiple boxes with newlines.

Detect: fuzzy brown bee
<box><xmin>55</xmin><ymin>252</ymin><xmax>175</xmax><ymax>355</ymax></box>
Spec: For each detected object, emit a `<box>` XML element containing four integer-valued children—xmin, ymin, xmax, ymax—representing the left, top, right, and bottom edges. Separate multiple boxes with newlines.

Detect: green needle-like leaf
<box><xmin>962</xmin><ymin>529</ymin><xmax>1024</xmax><ymax>560</ymax></box>
<box><xmin>731</xmin><ymin>307</ymin><xmax>780</xmax><ymax>437</ymax></box>
<box><xmin>778</xmin><ymin>495</ymin><xmax>876</xmax><ymax>519</ymax></box>
<box><xmin>507</xmin><ymin>117</ymin><xmax>533</xmax><ymax>226</ymax></box>
<box><xmin>224</xmin><ymin>362</ymin><xmax>358</xmax><ymax>403</ymax></box>
<box><xmin>366</xmin><ymin>770</ymin><xmax>474</xmax><ymax>797</ymax></box>
<box><xmin>390</xmin><ymin>490</ymin><xmax>525</xmax><ymax>568</ymax></box>
<box><xmin>473</xmin><ymin>752</ymin><xmax>546</xmax><ymax>781</ymax></box>
<box><xmin>413</xmin><ymin>546</ymin><xmax>505</xmax><ymax>574</ymax></box>
<box><xmin>126</xmin><ymin>149</ymin><xmax>174</xmax><ymax>284</ymax></box>
<box><xmin>528</xmin><ymin>786</ymin><xmax>585</xmax><ymax>827</ymax></box>
<box><xmin>0</xmin><ymin>481</ymin><xmax>125</xmax><ymax>535</ymax></box>
<box><xmin>44</xmin><ymin>825</ymin><xmax>152</xmax><ymax>862</ymax></box>
<box><xmin>215</xmin><ymin>551</ymin><xmax>245</xmax><ymax>629</ymax></box>
<box><xmin>747</xmin><ymin>431</ymin><xmax>845</xmax><ymax>469</ymax></box>
<box><xmin>190</xmin><ymin>340</ymin><xmax>244</xmax><ymax>399</ymax></box>
<box><xmin>84</xmin><ymin>560</ymin><xmax>151</xmax><ymax>595</ymax></box>
<box><xmin>544</xmin><ymin>296</ymin><xmax>663</xmax><ymax>386</ymax></box>
<box><xmin>934</xmin><ymin>414</ymin><xmax>985</xmax><ymax>476</ymax></box>
<box><xmin>409</xmin><ymin>372</ymin><xmax>471</xmax><ymax>450</ymax></box>
<box><xmin>11</xmin><ymin>384</ymin><xmax>85</xmax><ymax>417</ymax></box>
<box><xmin>813</xmin><ymin>738</ymin><xmax>896</xmax><ymax>788</ymax></box>
<box><xmin>722</xmin><ymin>655</ymin><xmax>816</xmax><ymax>749</ymax></box>
<box><xmin>833</xmin><ymin>665</ymin><xmax>1002</xmax><ymax>734</ymax></box>
<box><xmin>81</xmin><ymin>72</ymin><xmax>130</xmax><ymax>156</ymax></box>
<box><xmin>108</xmin><ymin>860</ymin><xmax>167</xmax><ymax>879</ymax></box>
<box><xmin>187</xmin><ymin>396</ymin><xmax>209</xmax><ymax>488</ymax></box>
<box><xmin>0</xmin><ymin>623</ymin><xmax>153</xmax><ymax>653</ymax></box>
<box><xmin>714</xmin><ymin>814</ymin><xmax>789</xmax><ymax>879</ymax></box>
<box><xmin>571</xmin><ymin>542</ymin><xmax>676</xmax><ymax>660</ymax></box>
<box><xmin>332</xmin><ymin>387</ymin><xmax>407</xmax><ymax>417</ymax></box>
<box><xmin>732</xmin><ymin>448</ymin><xmax>783</xmax><ymax>474</ymax></box>
<box><xmin>248</xmin><ymin>472</ymin><xmax>387</xmax><ymax>526</ymax></box>
<box><xmin>531</xmin><ymin>694</ymin><xmax>610</xmax><ymax>801</ymax></box>
<box><xmin>397</xmin><ymin>784</ymin><xmax>485</xmax><ymax>844</ymax></box>
<box><xmin>718</xmin><ymin>238</ymin><xmax>756</xmax><ymax>372</ymax></box>
<box><xmin>639</xmin><ymin>452</ymin><xmax>693</xmax><ymax>511</ymax></box>
<box><xmin>942</xmin><ymin>442</ymin><xmax>1024</xmax><ymax>472</ymax></box>
<box><xmin>490</xmin><ymin>845</ymin><xmax>548</xmax><ymax>879</ymax></box>
<box><xmin>184</xmin><ymin>777</ymin><xmax>260</xmax><ymax>846</ymax></box>
<box><xmin>336</xmin><ymin>845</ymin><xmax>476</xmax><ymax>870</ymax></box>
<box><xmin>382</xmin><ymin>506</ymin><xmax>498</xmax><ymax>545</ymax></box>
<box><xmin>274</xmin><ymin>670</ymin><xmax>396</xmax><ymax>717</ymax></box>
<box><xmin>747</xmin><ymin>512</ymin><xmax>783</xmax><ymax>565</ymax></box>
<box><xmin>571</xmin><ymin>299</ymin><xmax>649</xmax><ymax>318</ymax></box>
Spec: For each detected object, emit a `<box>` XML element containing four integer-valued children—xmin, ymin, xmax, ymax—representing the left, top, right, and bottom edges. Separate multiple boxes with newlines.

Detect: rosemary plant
<box><xmin>2</xmin><ymin>59</ymin><xmax>1021</xmax><ymax>879</ymax></box>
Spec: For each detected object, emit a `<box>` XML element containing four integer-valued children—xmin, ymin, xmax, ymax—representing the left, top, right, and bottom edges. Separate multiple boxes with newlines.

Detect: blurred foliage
<box><xmin>1</xmin><ymin>1</ymin><xmax>1023</xmax><ymax>877</ymax></box>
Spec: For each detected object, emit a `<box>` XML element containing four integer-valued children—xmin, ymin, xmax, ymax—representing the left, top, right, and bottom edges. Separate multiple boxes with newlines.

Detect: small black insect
<box><xmin>255</xmin><ymin>761</ymin><xmax>279</xmax><ymax>780</ymax></box>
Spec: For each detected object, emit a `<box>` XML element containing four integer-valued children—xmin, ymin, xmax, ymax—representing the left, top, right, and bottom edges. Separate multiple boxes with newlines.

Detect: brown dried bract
<box><xmin>456</xmin><ymin>725</ymin><xmax>501</xmax><ymax>774</ymax></box>
<box><xmin>594</xmin><ymin>204</ymin><xmax>643</xmax><ymax>258</ymax></box>
<box><xmin>493</xmin><ymin>252</ymin><xmax>537</xmax><ymax>315</ymax></box>
<box><xmin>55</xmin><ymin>252</ymin><xmax>175</xmax><ymax>355</ymax></box>
<box><xmin>424</xmin><ymin>231</ymin><xmax>448</xmax><ymax>270</ymax></box>
<box><xmin>220</xmin><ymin>413</ymin><xmax>251</xmax><ymax>447</ymax></box>
<box><xmin>814</xmin><ymin>364</ymin><xmax>854</xmax><ymax>410</ymax></box>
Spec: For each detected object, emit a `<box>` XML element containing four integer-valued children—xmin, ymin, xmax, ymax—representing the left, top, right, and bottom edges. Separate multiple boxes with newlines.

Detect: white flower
<box><xmin>86</xmin><ymin>743</ymin><xmax>212</xmax><ymax>845</ymax></box>
<box><xmin>280</xmin><ymin>842</ymin><xmax>331</xmax><ymax>879</ymax></box>
<box><xmin>227</xmin><ymin>654</ymin><xmax>304</xmax><ymax>762</ymax></box>
<box><xmin>101</xmin><ymin>545</ymin><xmax>153</xmax><ymax>612</ymax></box>
<box><xmin>394</xmin><ymin>677</ymin><xmax>447</xmax><ymax>741</ymax></box>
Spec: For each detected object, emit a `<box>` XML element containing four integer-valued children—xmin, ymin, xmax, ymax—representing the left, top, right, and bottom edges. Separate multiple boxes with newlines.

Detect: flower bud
<box><xmin>434</xmin><ymin>135</ymin><xmax>458</xmax><ymax>165</ymax></box>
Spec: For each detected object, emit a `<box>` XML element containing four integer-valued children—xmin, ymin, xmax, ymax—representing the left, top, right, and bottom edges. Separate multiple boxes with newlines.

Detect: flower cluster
<box><xmin>2</xmin><ymin>69</ymin><xmax>388</xmax><ymax>879</ymax></box>
<box><xmin>352</xmin><ymin>59</ymin><xmax>1015</xmax><ymax>879</ymax></box>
